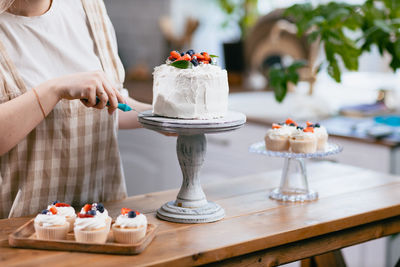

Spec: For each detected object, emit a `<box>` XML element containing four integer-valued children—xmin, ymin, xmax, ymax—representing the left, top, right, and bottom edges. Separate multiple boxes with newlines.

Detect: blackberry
<box><xmin>97</xmin><ymin>203</ymin><xmax>104</xmax><ymax>213</ymax></box>
<box><xmin>41</xmin><ymin>209</ymin><xmax>48</xmax><ymax>214</ymax></box>
<box><xmin>52</xmin><ymin>200</ymin><xmax>59</xmax><ymax>205</ymax></box>
<box><xmin>289</xmin><ymin>123</ymin><xmax>296</xmax><ymax>126</ymax></box>
<box><xmin>297</xmin><ymin>126</ymin><xmax>304</xmax><ymax>130</ymax></box>
<box><xmin>186</xmin><ymin>49</ymin><xmax>195</xmax><ymax>56</ymax></box>
<box><xmin>180</xmin><ymin>52</ymin><xmax>185</xmax><ymax>56</ymax></box>
<box><xmin>191</xmin><ymin>58</ymin><xmax>199</xmax><ymax>67</ymax></box>
<box><xmin>128</xmin><ymin>211</ymin><xmax>136</xmax><ymax>218</ymax></box>
<box><xmin>314</xmin><ymin>123</ymin><xmax>320</xmax><ymax>128</ymax></box>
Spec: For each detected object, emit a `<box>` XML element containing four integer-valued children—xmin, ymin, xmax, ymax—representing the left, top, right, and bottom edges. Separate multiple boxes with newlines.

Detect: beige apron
<box><xmin>0</xmin><ymin>0</ymin><xmax>127</xmax><ymax>219</ymax></box>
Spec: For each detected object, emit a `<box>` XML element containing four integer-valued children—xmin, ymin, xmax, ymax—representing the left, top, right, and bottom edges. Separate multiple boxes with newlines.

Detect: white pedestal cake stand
<box><xmin>249</xmin><ymin>142</ymin><xmax>342</xmax><ymax>202</ymax></box>
<box><xmin>138</xmin><ymin>110</ymin><xmax>246</xmax><ymax>223</ymax></box>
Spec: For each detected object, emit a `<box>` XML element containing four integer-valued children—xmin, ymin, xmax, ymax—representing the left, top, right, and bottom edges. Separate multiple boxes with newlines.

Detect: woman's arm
<box><xmin>0</xmin><ymin>71</ymin><xmax>124</xmax><ymax>156</ymax></box>
<box><xmin>118</xmin><ymin>97</ymin><xmax>151</xmax><ymax>129</ymax></box>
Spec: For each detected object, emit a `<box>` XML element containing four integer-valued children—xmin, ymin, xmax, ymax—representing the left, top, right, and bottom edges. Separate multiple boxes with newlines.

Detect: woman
<box><xmin>0</xmin><ymin>0</ymin><xmax>152</xmax><ymax>218</ymax></box>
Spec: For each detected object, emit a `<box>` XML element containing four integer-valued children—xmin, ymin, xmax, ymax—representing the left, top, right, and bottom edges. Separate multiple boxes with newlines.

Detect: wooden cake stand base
<box><xmin>138</xmin><ymin>110</ymin><xmax>246</xmax><ymax>223</ymax></box>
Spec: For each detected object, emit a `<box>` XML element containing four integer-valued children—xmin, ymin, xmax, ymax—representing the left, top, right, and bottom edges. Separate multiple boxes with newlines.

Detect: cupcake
<box><xmin>307</xmin><ymin>122</ymin><xmax>328</xmax><ymax>150</ymax></box>
<box><xmin>74</xmin><ymin>204</ymin><xmax>110</xmax><ymax>243</ymax></box>
<box><xmin>112</xmin><ymin>208</ymin><xmax>147</xmax><ymax>244</ymax></box>
<box><xmin>34</xmin><ymin>206</ymin><xmax>69</xmax><ymax>240</ymax></box>
<box><xmin>80</xmin><ymin>203</ymin><xmax>111</xmax><ymax>229</ymax></box>
<box><xmin>265</xmin><ymin>123</ymin><xmax>293</xmax><ymax>151</ymax></box>
<box><xmin>48</xmin><ymin>201</ymin><xmax>76</xmax><ymax>232</ymax></box>
<box><xmin>289</xmin><ymin>127</ymin><xmax>317</xmax><ymax>153</ymax></box>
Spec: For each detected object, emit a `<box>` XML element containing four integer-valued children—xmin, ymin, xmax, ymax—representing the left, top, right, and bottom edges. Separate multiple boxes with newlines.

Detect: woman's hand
<box><xmin>49</xmin><ymin>71</ymin><xmax>126</xmax><ymax>114</ymax></box>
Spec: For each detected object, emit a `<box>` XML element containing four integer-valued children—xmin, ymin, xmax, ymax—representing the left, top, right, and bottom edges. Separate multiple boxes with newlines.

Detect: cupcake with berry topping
<box><xmin>34</xmin><ymin>206</ymin><xmax>69</xmax><ymax>240</ymax></box>
<box><xmin>74</xmin><ymin>204</ymin><xmax>110</xmax><ymax>243</ymax></box>
<box><xmin>265</xmin><ymin>122</ymin><xmax>295</xmax><ymax>151</ymax></box>
<box><xmin>112</xmin><ymin>208</ymin><xmax>147</xmax><ymax>244</ymax></box>
<box><xmin>48</xmin><ymin>201</ymin><xmax>76</xmax><ymax>232</ymax></box>
<box><xmin>289</xmin><ymin>126</ymin><xmax>317</xmax><ymax>153</ymax></box>
<box><xmin>307</xmin><ymin>121</ymin><xmax>328</xmax><ymax>150</ymax></box>
<box><xmin>80</xmin><ymin>203</ymin><xmax>111</xmax><ymax>229</ymax></box>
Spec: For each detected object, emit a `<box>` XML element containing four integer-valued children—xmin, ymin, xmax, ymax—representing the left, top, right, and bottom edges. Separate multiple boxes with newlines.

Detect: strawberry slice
<box><xmin>121</xmin><ymin>208</ymin><xmax>132</xmax><ymax>215</ymax></box>
<box><xmin>193</xmin><ymin>53</ymin><xmax>205</xmax><ymax>61</ymax></box>
<box><xmin>49</xmin><ymin>206</ymin><xmax>58</xmax><ymax>215</ymax></box>
<box><xmin>306</xmin><ymin>121</ymin><xmax>313</xmax><ymax>127</ymax></box>
<box><xmin>202</xmin><ymin>52</ymin><xmax>211</xmax><ymax>62</ymax></box>
<box><xmin>55</xmin><ymin>203</ymin><xmax>70</xmax><ymax>207</ymax></box>
<box><xmin>78</xmin><ymin>213</ymin><xmax>94</xmax><ymax>218</ymax></box>
<box><xmin>136</xmin><ymin>211</ymin><xmax>140</xmax><ymax>215</ymax></box>
<box><xmin>272</xmin><ymin>123</ymin><xmax>282</xmax><ymax>129</ymax></box>
<box><xmin>285</xmin><ymin>118</ymin><xmax>298</xmax><ymax>126</ymax></box>
<box><xmin>170</xmin><ymin>51</ymin><xmax>180</xmax><ymax>59</ymax></box>
<box><xmin>83</xmin><ymin>204</ymin><xmax>92</xmax><ymax>212</ymax></box>
<box><xmin>304</xmin><ymin>127</ymin><xmax>314</xmax><ymax>133</ymax></box>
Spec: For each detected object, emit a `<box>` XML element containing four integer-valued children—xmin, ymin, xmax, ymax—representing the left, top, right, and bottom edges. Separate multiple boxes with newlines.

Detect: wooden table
<box><xmin>1</xmin><ymin>162</ymin><xmax>400</xmax><ymax>266</ymax></box>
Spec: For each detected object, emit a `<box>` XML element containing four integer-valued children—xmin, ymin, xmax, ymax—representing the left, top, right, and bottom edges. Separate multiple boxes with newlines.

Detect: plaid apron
<box><xmin>0</xmin><ymin>0</ymin><xmax>127</xmax><ymax>219</ymax></box>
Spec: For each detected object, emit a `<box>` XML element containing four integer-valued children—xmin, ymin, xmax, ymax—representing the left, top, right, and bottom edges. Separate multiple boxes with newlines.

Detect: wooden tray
<box><xmin>8</xmin><ymin>219</ymin><xmax>157</xmax><ymax>255</ymax></box>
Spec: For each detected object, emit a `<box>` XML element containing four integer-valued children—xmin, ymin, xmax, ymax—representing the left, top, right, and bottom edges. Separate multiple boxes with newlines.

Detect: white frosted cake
<box><xmin>152</xmin><ymin>50</ymin><xmax>229</xmax><ymax>119</ymax></box>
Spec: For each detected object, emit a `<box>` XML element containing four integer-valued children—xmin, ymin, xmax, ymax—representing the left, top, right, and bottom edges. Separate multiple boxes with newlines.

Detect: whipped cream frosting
<box><xmin>34</xmin><ymin>214</ymin><xmax>67</xmax><ymax>227</ymax></box>
<box><xmin>74</xmin><ymin>216</ymin><xmax>106</xmax><ymax>231</ymax></box>
<box><xmin>267</xmin><ymin>125</ymin><xmax>297</xmax><ymax>139</ymax></box>
<box><xmin>291</xmin><ymin>129</ymin><xmax>317</xmax><ymax>140</ymax></box>
<box><xmin>152</xmin><ymin>64</ymin><xmax>229</xmax><ymax>119</ymax></box>
<box><xmin>48</xmin><ymin>205</ymin><xmax>76</xmax><ymax>218</ymax></box>
<box><xmin>314</xmin><ymin>126</ymin><xmax>328</xmax><ymax>138</ymax></box>
<box><xmin>113</xmin><ymin>213</ymin><xmax>147</xmax><ymax>229</ymax></box>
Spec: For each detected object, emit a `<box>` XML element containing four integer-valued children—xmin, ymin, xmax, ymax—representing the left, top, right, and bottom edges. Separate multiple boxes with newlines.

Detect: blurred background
<box><xmin>103</xmin><ymin>1</ymin><xmax>400</xmax><ymax>266</ymax></box>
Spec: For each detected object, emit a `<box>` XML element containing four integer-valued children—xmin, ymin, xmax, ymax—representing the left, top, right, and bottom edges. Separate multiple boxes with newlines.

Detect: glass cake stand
<box><xmin>249</xmin><ymin>142</ymin><xmax>343</xmax><ymax>202</ymax></box>
<box><xmin>138</xmin><ymin>110</ymin><xmax>246</xmax><ymax>223</ymax></box>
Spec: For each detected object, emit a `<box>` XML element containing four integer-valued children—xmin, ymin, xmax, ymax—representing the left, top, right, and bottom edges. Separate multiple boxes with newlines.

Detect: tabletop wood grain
<box><xmin>1</xmin><ymin>162</ymin><xmax>400</xmax><ymax>266</ymax></box>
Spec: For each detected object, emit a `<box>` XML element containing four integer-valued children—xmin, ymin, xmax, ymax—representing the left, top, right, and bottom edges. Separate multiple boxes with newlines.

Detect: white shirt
<box><xmin>0</xmin><ymin>0</ymin><xmax>119</xmax><ymax>90</ymax></box>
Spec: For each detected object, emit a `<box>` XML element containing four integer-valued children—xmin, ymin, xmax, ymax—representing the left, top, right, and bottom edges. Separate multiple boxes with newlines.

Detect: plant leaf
<box><xmin>209</xmin><ymin>54</ymin><xmax>219</xmax><ymax>58</ymax></box>
<box><xmin>169</xmin><ymin>60</ymin><xmax>192</xmax><ymax>69</ymax></box>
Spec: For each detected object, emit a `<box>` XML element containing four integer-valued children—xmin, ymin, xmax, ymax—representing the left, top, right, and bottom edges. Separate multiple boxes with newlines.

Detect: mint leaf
<box><xmin>169</xmin><ymin>60</ymin><xmax>192</xmax><ymax>69</ymax></box>
<box><xmin>210</xmin><ymin>54</ymin><xmax>219</xmax><ymax>58</ymax></box>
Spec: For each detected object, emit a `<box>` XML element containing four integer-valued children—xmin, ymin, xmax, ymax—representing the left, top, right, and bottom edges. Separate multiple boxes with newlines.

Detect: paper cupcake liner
<box><xmin>74</xmin><ymin>227</ymin><xmax>109</xmax><ymax>243</ymax></box>
<box><xmin>289</xmin><ymin>139</ymin><xmax>317</xmax><ymax>153</ymax></box>
<box><xmin>106</xmin><ymin>216</ymin><xmax>112</xmax><ymax>230</ymax></box>
<box><xmin>265</xmin><ymin>135</ymin><xmax>290</xmax><ymax>151</ymax></box>
<box><xmin>66</xmin><ymin>216</ymin><xmax>75</xmax><ymax>232</ymax></box>
<box><xmin>34</xmin><ymin>222</ymin><xmax>69</xmax><ymax>240</ymax></box>
<box><xmin>112</xmin><ymin>224</ymin><xmax>147</xmax><ymax>244</ymax></box>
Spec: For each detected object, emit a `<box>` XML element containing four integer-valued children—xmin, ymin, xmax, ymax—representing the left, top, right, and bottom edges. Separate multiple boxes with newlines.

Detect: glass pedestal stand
<box><xmin>138</xmin><ymin>110</ymin><xmax>246</xmax><ymax>223</ymax></box>
<box><xmin>249</xmin><ymin>142</ymin><xmax>342</xmax><ymax>202</ymax></box>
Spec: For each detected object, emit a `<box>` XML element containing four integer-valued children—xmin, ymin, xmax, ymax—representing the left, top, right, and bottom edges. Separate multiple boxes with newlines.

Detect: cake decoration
<box><xmin>167</xmin><ymin>49</ymin><xmax>218</xmax><ymax>69</ymax></box>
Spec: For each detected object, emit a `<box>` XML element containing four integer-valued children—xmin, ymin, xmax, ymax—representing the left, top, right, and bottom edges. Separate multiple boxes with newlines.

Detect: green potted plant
<box><xmin>218</xmin><ymin>0</ymin><xmax>259</xmax><ymax>72</ymax></box>
<box><xmin>269</xmin><ymin>0</ymin><xmax>400</xmax><ymax>102</ymax></box>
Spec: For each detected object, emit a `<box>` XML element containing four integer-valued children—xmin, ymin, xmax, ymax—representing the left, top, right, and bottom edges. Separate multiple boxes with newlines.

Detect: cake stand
<box><xmin>138</xmin><ymin>110</ymin><xmax>246</xmax><ymax>223</ymax></box>
<box><xmin>249</xmin><ymin>142</ymin><xmax>342</xmax><ymax>202</ymax></box>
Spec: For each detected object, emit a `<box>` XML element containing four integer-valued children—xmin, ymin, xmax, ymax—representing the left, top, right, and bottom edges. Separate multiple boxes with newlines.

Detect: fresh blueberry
<box><xmin>297</xmin><ymin>126</ymin><xmax>304</xmax><ymax>130</ymax></box>
<box><xmin>170</xmin><ymin>57</ymin><xmax>176</xmax><ymax>62</ymax></box>
<box><xmin>314</xmin><ymin>123</ymin><xmax>320</xmax><ymax>128</ymax></box>
<box><xmin>180</xmin><ymin>52</ymin><xmax>185</xmax><ymax>56</ymax></box>
<box><xmin>191</xmin><ymin>58</ymin><xmax>199</xmax><ymax>67</ymax></box>
<box><xmin>41</xmin><ymin>209</ymin><xmax>48</xmax><ymax>214</ymax></box>
<box><xmin>128</xmin><ymin>211</ymin><xmax>136</xmax><ymax>218</ymax></box>
<box><xmin>201</xmin><ymin>52</ymin><xmax>204</xmax><ymax>55</ymax></box>
<box><xmin>289</xmin><ymin>123</ymin><xmax>296</xmax><ymax>126</ymax></box>
<box><xmin>96</xmin><ymin>203</ymin><xmax>104</xmax><ymax>213</ymax></box>
<box><xmin>88</xmin><ymin>210</ymin><xmax>96</xmax><ymax>216</ymax></box>
<box><xmin>186</xmin><ymin>49</ymin><xmax>195</xmax><ymax>56</ymax></box>
<box><xmin>52</xmin><ymin>200</ymin><xmax>59</xmax><ymax>205</ymax></box>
